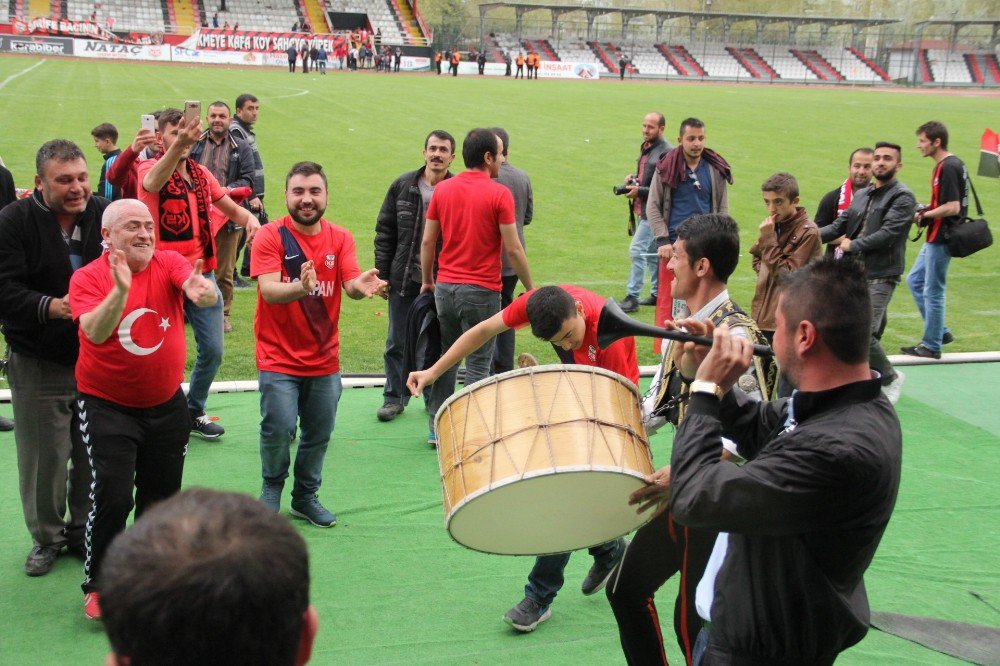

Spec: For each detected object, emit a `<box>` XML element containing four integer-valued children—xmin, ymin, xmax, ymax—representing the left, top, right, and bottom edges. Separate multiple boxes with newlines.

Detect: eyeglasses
<box><xmin>687</xmin><ymin>169</ymin><xmax>702</xmax><ymax>191</ymax></box>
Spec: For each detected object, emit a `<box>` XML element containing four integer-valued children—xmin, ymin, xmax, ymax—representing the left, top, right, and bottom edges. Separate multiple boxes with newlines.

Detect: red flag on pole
<box><xmin>980</xmin><ymin>128</ymin><xmax>999</xmax><ymax>178</ymax></box>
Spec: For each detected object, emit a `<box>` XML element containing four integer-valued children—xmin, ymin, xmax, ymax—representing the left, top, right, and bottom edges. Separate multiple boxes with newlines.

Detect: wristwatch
<box><xmin>690</xmin><ymin>380</ymin><xmax>724</xmax><ymax>400</ymax></box>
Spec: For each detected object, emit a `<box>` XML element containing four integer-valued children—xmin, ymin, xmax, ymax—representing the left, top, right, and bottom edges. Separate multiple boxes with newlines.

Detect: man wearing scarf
<box><xmin>646</xmin><ymin>118</ymin><xmax>732</xmax><ymax>315</ymax></box>
<box><xmin>813</xmin><ymin>147</ymin><xmax>874</xmax><ymax>256</ymax></box>
<box><xmin>136</xmin><ymin>108</ymin><xmax>259</xmax><ymax>440</ymax></box>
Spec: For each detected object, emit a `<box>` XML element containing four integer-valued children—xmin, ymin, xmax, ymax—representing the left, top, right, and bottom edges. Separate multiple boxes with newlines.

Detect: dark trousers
<box><xmin>382</xmin><ymin>288</ymin><xmax>419</xmax><ymax>404</ymax></box>
<box><xmin>288</xmin><ymin>58</ymin><xmax>295</xmax><ymax>72</ymax></box>
<box><xmin>491</xmin><ymin>274</ymin><xmax>519</xmax><ymax>374</ymax></box>
<box><xmin>80</xmin><ymin>389</ymin><xmax>189</xmax><ymax>593</ymax></box>
<box><xmin>607</xmin><ymin>510</ymin><xmax>716</xmax><ymax>665</ymax></box>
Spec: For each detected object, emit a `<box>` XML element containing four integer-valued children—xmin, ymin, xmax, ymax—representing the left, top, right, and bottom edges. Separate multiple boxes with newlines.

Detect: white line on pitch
<box><xmin>0</xmin><ymin>59</ymin><xmax>47</xmax><ymax>91</ymax></box>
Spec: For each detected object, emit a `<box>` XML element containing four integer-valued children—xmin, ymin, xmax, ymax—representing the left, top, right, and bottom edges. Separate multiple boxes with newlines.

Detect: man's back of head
<box><xmin>101</xmin><ymin>488</ymin><xmax>316</xmax><ymax>666</ymax></box>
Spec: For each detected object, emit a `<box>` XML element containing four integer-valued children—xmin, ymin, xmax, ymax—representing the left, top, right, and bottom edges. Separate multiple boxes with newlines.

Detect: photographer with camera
<box><xmin>616</xmin><ymin>112</ymin><xmax>671</xmax><ymax>314</ymax></box>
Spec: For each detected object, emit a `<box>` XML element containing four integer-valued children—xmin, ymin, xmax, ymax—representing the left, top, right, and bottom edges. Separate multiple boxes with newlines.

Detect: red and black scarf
<box><xmin>157</xmin><ymin>159</ymin><xmax>214</xmax><ymax>261</ymax></box>
<box><xmin>836</xmin><ymin>178</ymin><xmax>854</xmax><ymax>214</ymax></box>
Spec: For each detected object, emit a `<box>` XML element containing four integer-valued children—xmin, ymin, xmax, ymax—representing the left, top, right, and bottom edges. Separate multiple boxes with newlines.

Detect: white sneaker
<box><xmin>882</xmin><ymin>371</ymin><xmax>905</xmax><ymax>405</ymax></box>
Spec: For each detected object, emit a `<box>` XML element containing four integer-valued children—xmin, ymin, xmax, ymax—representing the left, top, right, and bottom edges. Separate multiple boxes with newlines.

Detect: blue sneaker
<box><xmin>428</xmin><ymin>429</ymin><xmax>437</xmax><ymax>448</ymax></box>
<box><xmin>290</xmin><ymin>496</ymin><xmax>337</xmax><ymax>528</ymax></box>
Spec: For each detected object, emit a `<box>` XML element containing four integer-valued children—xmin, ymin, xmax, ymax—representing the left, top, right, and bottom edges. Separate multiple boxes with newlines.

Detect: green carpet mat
<box><xmin>0</xmin><ymin>364</ymin><xmax>997</xmax><ymax>664</ymax></box>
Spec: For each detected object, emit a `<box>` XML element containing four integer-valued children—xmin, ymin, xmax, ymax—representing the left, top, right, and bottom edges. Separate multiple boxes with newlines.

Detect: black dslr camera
<box><xmin>613</xmin><ymin>175</ymin><xmax>638</xmax><ymax>196</ymax></box>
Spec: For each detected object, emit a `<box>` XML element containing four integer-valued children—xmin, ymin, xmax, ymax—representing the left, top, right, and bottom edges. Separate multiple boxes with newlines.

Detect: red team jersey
<box><xmin>502</xmin><ymin>284</ymin><xmax>639</xmax><ymax>384</ymax></box>
<box><xmin>251</xmin><ymin>216</ymin><xmax>361</xmax><ymax>376</ymax></box>
<box><xmin>426</xmin><ymin>170</ymin><xmax>515</xmax><ymax>291</ymax></box>
<box><xmin>135</xmin><ymin>160</ymin><xmax>227</xmax><ymax>271</ymax></box>
<box><xmin>71</xmin><ymin>251</ymin><xmax>192</xmax><ymax>407</ymax></box>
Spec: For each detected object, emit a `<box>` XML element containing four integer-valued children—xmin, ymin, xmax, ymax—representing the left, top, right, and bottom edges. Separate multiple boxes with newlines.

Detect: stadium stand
<box><xmin>209</xmin><ymin>0</ymin><xmax>300</xmax><ymax>33</ymax></box>
<box><xmin>926</xmin><ymin>48</ymin><xmax>973</xmax><ymax>84</ymax></box>
<box><xmin>329</xmin><ymin>0</ymin><xmax>406</xmax><ymax>44</ymax></box>
<box><xmin>556</xmin><ymin>41</ymin><xmax>600</xmax><ymax>66</ymax></box>
<box><xmin>628</xmin><ymin>43</ymin><xmax>677</xmax><ymax>77</ymax></box>
<box><xmin>65</xmin><ymin>0</ymin><xmax>167</xmax><ymax>32</ymax></box>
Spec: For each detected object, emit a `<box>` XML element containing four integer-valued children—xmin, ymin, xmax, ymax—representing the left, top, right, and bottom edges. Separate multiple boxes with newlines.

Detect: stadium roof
<box><xmin>478</xmin><ymin>2</ymin><xmax>899</xmax><ymax>42</ymax></box>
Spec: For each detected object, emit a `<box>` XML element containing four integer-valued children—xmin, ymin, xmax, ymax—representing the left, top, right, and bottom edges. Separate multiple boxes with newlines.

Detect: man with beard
<box><xmin>69</xmin><ymin>199</ymin><xmax>217</xmax><ymax>619</ymax></box>
<box><xmin>136</xmin><ymin>108</ymin><xmax>259</xmax><ymax>440</ymax></box>
<box><xmin>814</xmin><ymin>147</ymin><xmax>874</xmax><ymax>256</ymax></box>
<box><xmin>373</xmin><ymin>130</ymin><xmax>455</xmax><ymax>422</ymax></box>
<box><xmin>663</xmin><ymin>257</ymin><xmax>901</xmax><ymax>664</ymax></box>
<box><xmin>821</xmin><ymin>142</ymin><xmax>915</xmax><ymax>403</ymax></box>
<box><xmin>253</xmin><ymin>162</ymin><xmax>385</xmax><ymax>527</ymax></box>
<box><xmin>0</xmin><ymin>140</ymin><xmax>107</xmax><ymax>576</ymax></box>
<box><xmin>190</xmin><ymin>101</ymin><xmax>255</xmax><ymax>333</ymax></box>
<box><xmin>617</xmin><ymin>112</ymin><xmax>671</xmax><ymax>314</ymax></box>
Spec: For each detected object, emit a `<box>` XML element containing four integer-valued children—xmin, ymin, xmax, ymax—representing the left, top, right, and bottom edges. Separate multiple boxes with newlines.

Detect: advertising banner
<box><xmin>171</xmin><ymin>46</ymin><xmax>265</xmax><ymax>66</ymax></box>
<box><xmin>185</xmin><ymin>29</ymin><xmax>346</xmax><ymax>54</ymax></box>
<box><xmin>11</xmin><ymin>17</ymin><xmax>145</xmax><ymax>44</ymax></box>
<box><xmin>0</xmin><ymin>34</ymin><xmax>73</xmax><ymax>56</ymax></box>
<box><xmin>73</xmin><ymin>39</ymin><xmax>171</xmax><ymax>61</ymax></box>
<box><xmin>538</xmin><ymin>60</ymin><xmax>600</xmax><ymax>80</ymax></box>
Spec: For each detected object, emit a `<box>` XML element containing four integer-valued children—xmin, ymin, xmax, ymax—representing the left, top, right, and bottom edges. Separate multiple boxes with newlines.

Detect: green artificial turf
<box><xmin>0</xmin><ymin>56</ymin><xmax>998</xmax><ymax>381</ymax></box>
<box><xmin>0</xmin><ymin>365</ymin><xmax>997</xmax><ymax>664</ymax></box>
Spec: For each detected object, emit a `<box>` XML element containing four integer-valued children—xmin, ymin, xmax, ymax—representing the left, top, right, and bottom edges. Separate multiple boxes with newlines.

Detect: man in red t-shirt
<box><xmin>419</xmin><ymin>128</ymin><xmax>534</xmax><ymax>445</ymax></box>
<box><xmin>69</xmin><ymin>199</ymin><xmax>218</xmax><ymax>620</ymax></box>
<box><xmin>138</xmin><ymin>107</ymin><xmax>260</xmax><ymax>441</ymax></box>
<box><xmin>407</xmin><ymin>284</ymin><xmax>635</xmax><ymax>633</ymax></box>
<box><xmin>252</xmin><ymin>161</ymin><xmax>385</xmax><ymax>528</ymax></box>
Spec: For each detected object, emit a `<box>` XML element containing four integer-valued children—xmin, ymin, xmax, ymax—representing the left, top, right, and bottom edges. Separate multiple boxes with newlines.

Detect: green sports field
<box><xmin>1</xmin><ymin>56</ymin><xmax>997</xmax><ymax>379</ymax></box>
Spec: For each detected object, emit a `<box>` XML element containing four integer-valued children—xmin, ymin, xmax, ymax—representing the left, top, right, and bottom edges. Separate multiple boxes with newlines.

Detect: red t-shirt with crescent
<box><xmin>501</xmin><ymin>284</ymin><xmax>639</xmax><ymax>384</ymax></box>
<box><xmin>251</xmin><ymin>216</ymin><xmax>361</xmax><ymax>376</ymax></box>
<box><xmin>71</xmin><ymin>250</ymin><xmax>191</xmax><ymax>407</ymax></box>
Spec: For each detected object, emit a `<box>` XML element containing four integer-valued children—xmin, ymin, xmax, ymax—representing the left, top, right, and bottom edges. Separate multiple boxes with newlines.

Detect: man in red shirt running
<box><xmin>252</xmin><ymin>161</ymin><xmax>385</xmax><ymax>528</ymax></box>
<box><xmin>69</xmin><ymin>198</ymin><xmax>218</xmax><ymax>620</ymax></box>
<box><xmin>408</xmin><ymin>284</ymin><xmax>635</xmax><ymax>634</ymax></box>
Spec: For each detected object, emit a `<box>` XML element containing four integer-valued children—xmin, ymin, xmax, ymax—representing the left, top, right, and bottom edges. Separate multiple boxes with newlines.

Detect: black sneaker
<box><xmin>190</xmin><ymin>410</ymin><xmax>225</xmax><ymax>440</ymax></box>
<box><xmin>581</xmin><ymin>537</ymin><xmax>628</xmax><ymax>595</ymax></box>
<box><xmin>900</xmin><ymin>343</ymin><xmax>941</xmax><ymax>360</ymax></box>
<box><xmin>617</xmin><ymin>296</ymin><xmax>639</xmax><ymax>314</ymax></box>
<box><xmin>638</xmin><ymin>295</ymin><xmax>657</xmax><ymax>306</ymax></box>
<box><xmin>376</xmin><ymin>402</ymin><xmax>405</xmax><ymax>422</ymax></box>
<box><xmin>0</xmin><ymin>416</ymin><xmax>13</xmax><ymax>431</ymax></box>
<box><xmin>290</xmin><ymin>496</ymin><xmax>337</xmax><ymax>527</ymax></box>
<box><xmin>502</xmin><ymin>597</ymin><xmax>551</xmax><ymax>632</ymax></box>
<box><xmin>233</xmin><ymin>275</ymin><xmax>253</xmax><ymax>289</ymax></box>
<box><xmin>25</xmin><ymin>545</ymin><xmax>60</xmax><ymax>576</ymax></box>
<box><xmin>942</xmin><ymin>331</ymin><xmax>955</xmax><ymax>345</ymax></box>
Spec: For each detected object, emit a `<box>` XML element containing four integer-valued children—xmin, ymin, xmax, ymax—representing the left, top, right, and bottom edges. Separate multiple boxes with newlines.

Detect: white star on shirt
<box><xmin>159</xmin><ymin>317</ymin><xmax>171</xmax><ymax>331</ymax></box>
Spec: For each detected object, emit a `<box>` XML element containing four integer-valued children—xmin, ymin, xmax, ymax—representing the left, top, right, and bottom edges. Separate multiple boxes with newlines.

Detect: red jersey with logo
<box><xmin>135</xmin><ymin>159</ymin><xmax>227</xmax><ymax>271</ymax></box>
<box><xmin>502</xmin><ymin>284</ymin><xmax>639</xmax><ymax>384</ymax></box>
<box><xmin>426</xmin><ymin>170</ymin><xmax>515</xmax><ymax>291</ymax></box>
<box><xmin>70</xmin><ymin>251</ymin><xmax>191</xmax><ymax>407</ymax></box>
<box><xmin>251</xmin><ymin>215</ymin><xmax>361</xmax><ymax>376</ymax></box>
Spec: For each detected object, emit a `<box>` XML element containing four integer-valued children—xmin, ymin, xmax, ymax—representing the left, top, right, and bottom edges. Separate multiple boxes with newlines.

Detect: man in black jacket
<box><xmin>373</xmin><ymin>130</ymin><xmax>455</xmax><ymax>422</ymax></box>
<box><xmin>617</xmin><ymin>112</ymin><xmax>671</xmax><ymax>313</ymax></box>
<box><xmin>820</xmin><ymin>141</ymin><xmax>915</xmax><ymax>403</ymax></box>
<box><xmin>0</xmin><ymin>139</ymin><xmax>109</xmax><ymax>576</ymax></box>
<box><xmin>190</xmin><ymin>101</ymin><xmax>255</xmax><ymax>333</ymax></box>
<box><xmin>648</xmin><ymin>257</ymin><xmax>901</xmax><ymax>665</ymax></box>
<box><xmin>230</xmin><ymin>93</ymin><xmax>266</xmax><ymax>282</ymax></box>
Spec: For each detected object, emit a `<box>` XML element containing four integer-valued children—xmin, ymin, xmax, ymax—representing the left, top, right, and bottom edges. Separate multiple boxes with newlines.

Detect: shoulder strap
<box><xmin>966</xmin><ymin>172</ymin><xmax>984</xmax><ymax>217</ymax></box>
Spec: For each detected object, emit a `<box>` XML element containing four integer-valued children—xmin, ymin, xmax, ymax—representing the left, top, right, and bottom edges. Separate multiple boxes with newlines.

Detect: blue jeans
<box><xmin>525</xmin><ymin>539</ymin><xmax>622</xmax><ymax>606</ymax></box>
<box><xmin>626</xmin><ymin>217</ymin><xmax>658</xmax><ymax>300</ymax></box>
<box><xmin>259</xmin><ymin>371</ymin><xmax>342</xmax><ymax>502</ymax></box>
<box><xmin>184</xmin><ymin>272</ymin><xmax>224</xmax><ymax>413</ymax></box>
<box><xmin>906</xmin><ymin>242</ymin><xmax>952</xmax><ymax>351</ymax></box>
<box><xmin>427</xmin><ymin>282</ymin><xmax>501</xmax><ymax>428</ymax></box>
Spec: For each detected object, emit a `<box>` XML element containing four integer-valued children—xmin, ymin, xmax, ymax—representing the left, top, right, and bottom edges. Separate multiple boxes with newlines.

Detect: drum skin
<box><xmin>436</xmin><ymin>365</ymin><xmax>656</xmax><ymax>555</ymax></box>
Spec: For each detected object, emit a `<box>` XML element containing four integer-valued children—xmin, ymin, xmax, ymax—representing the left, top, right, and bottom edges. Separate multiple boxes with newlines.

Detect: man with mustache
<box><xmin>253</xmin><ymin>161</ymin><xmax>385</xmax><ymax>527</ymax></box>
<box><xmin>813</xmin><ymin>147</ymin><xmax>874</xmax><ymax>256</ymax></box>
<box><xmin>69</xmin><ymin>198</ymin><xmax>217</xmax><ymax>619</ymax></box>
<box><xmin>136</xmin><ymin>107</ymin><xmax>259</xmax><ymax>440</ymax></box>
<box><xmin>373</xmin><ymin>130</ymin><xmax>455</xmax><ymax>423</ymax></box>
<box><xmin>820</xmin><ymin>141</ymin><xmax>915</xmax><ymax>404</ymax></box>
<box><xmin>0</xmin><ymin>140</ymin><xmax>107</xmax><ymax>577</ymax></box>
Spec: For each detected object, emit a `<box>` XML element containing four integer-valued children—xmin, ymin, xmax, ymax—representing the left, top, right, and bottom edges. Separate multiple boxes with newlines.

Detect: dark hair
<box><xmin>779</xmin><ymin>256</ymin><xmax>869</xmax><ymax>364</ymax></box>
<box><xmin>90</xmin><ymin>123</ymin><xmax>119</xmax><ymax>143</ymax></box>
<box><xmin>651</xmin><ymin>112</ymin><xmax>666</xmax><ymax>128</ymax></box>
<box><xmin>285</xmin><ymin>160</ymin><xmax>328</xmax><ymax>189</ymax></box>
<box><xmin>424</xmin><ymin>129</ymin><xmax>456</xmax><ymax>153</ymax></box>
<box><xmin>848</xmin><ymin>147</ymin><xmax>874</xmax><ymax>164</ymax></box>
<box><xmin>916</xmin><ymin>120</ymin><xmax>948</xmax><ymax>150</ymax></box>
<box><xmin>678</xmin><ymin>117</ymin><xmax>705</xmax><ymax>137</ymax></box>
<box><xmin>100</xmin><ymin>488</ymin><xmax>310</xmax><ymax>666</ymax></box>
<box><xmin>157</xmin><ymin>107</ymin><xmax>184</xmax><ymax>133</ymax></box>
<box><xmin>491</xmin><ymin>127</ymin><xmax>509</xmax><ymax>156</ymax></box>
<box><xmin>208</xmin><ymin>100</ymin><xmax>231</xmax><ymax>113</ymax></box>
<box><xmin>761</xmin><ymin>172</ymin><xmax>799</xmax><ymax>201</ymax></box>
<box><xmin>676</xmin><ymin>213</ymin><xmax>740</xmax><ymax>282</ymax></box>
<box><xmin>35</xmin><ymin>139</ymin><xmax>86</xmax><ymax>177</ymax></box>
<box><xmin>874</xmin><ymin>141</ymin><xmax>902</xmax><ymax>159</ymax></box>
<box><xmin>235</xmin><ymin>93</ymin><xmax>259</xmax><ymax>111</ymax></box>
<box><xmin>462</xmin><ymin>128</ymin><xmax>500</xmax><ymax>169</ymax></box>
<box><xmin>525</xmin><ymin>286</ymin><xmax>577</xmax><ymax>340</ymax></box>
